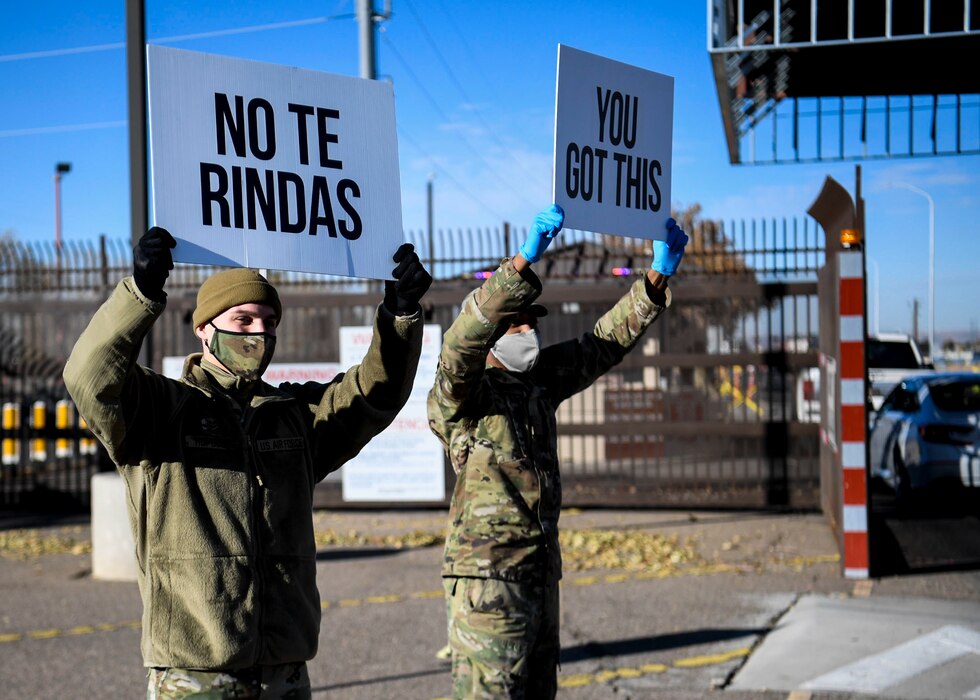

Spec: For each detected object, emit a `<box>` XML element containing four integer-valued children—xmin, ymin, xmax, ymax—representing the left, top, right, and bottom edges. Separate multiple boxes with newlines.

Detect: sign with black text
<box><xmin>147</xmin><ymin>45</ymin><xmax>403</xmax><ymax>278</ymax></box>
<box><xmin>552</xmin><ymin>45</ymin><xmax>674</xmax><ymax>241</ymax></box>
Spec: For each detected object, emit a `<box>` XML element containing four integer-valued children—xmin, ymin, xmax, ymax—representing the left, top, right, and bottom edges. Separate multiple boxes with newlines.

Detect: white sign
<box><xmin>339</xmin><ymin>324</ymin><xmax>445</xmax><ymax>502</ymax></box>
<box><xmin>147</xmin><ymin>45</ymin><xmax>403</xmax><ymax>279</ymax></box>
<box><xmin>552</xmin><ymin>45</ymin><xmax>674</xmax><ymax>241</ymax></box>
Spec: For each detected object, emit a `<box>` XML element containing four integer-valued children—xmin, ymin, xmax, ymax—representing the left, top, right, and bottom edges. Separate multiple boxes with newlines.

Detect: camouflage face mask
<box><xmin>208</xmin><ymin>323</ymin><xmax>277</xmax><ymax>382</ymax></box>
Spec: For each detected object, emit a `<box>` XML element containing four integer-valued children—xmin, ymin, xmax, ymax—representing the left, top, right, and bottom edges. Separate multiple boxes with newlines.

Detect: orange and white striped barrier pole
<box><xmin>839</xmin><ymin>243</ymin><xmax>869</xmax><ymax>579</ymax></box>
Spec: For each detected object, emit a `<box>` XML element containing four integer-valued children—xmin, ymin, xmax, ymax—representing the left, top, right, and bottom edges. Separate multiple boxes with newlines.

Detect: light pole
<box><xmin>891</xmin><ymin>182</ymin><xmax>934</xmax><ymax>361</ymax></box>
<box><xmin>54</xmin><ymin>162</ymin><xmax>72</xmax><ymax>253</ymax></box>
<box><xmin>427</xmin><ymin>173</ymin><xmax>436</xmax><ymax>278</ymax></box>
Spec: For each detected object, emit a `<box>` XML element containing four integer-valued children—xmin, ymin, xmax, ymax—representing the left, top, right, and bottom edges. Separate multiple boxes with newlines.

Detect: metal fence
<box><xmin>0</xmin><ymin>216</ymin><xmax>825</xmax><ymax>511</ymax></box>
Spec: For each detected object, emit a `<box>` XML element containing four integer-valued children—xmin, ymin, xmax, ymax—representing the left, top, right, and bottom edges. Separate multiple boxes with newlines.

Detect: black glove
<box><xmin>133</xmin><ymin>226</ymin><xmax>176</xmax><ymax>302</ymax></box>
<box><xmin>383</xmin><ymin>243</ymin><xmax>432</xmax><ymax>316</ymax></box>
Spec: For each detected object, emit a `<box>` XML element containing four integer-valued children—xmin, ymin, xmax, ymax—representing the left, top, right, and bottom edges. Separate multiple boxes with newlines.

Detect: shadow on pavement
<box><xmin>312</xmin><ymin>666</ymin><xmax>447</xmax><ymax>693</ymax></box>
<box><xmin>871</xmin><ymin>482</ymin><xmax>980</xmax><ymax>577</ymax></box>
<box><xmin>0</xmin><ymin>510</ymin><xmax>89</xmax><ymax>531</ymax></box>
<box><xmin>560</xmin><ymin>627</ymin><xmax>764</xmax><ymax>664</ymax></box>
<box><xmin>315</xmin><ymin>547</ymin><xmax>404</xmax><ymax>562</ymax></box>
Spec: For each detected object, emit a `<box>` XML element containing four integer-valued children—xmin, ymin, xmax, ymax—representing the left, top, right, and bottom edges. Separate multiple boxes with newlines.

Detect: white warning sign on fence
<box><xmin>339</xmin><ymin>324</ymin><xmax>445</xmax><ymax>502</ymax></box>
<box><xmin>552</xmin><ymin>44</ymin><xmax>674</xmax><ymax>241</ymax></box>
<box><xmin>147</xmin><ymin>45</ymin><xmax>403</xmax><ymax>279</ymax></box>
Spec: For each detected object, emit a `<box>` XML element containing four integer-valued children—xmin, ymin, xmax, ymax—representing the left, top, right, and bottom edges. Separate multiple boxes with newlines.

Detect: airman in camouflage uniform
<box><xmin>64</xmin><ymin>228</ymin><xmax>431</xmax><ymax>700</ymax></box>
<box><xmin>428</xmin><ymin>204</ymin><xmax>688</xmax><ymax>698</ymax></box>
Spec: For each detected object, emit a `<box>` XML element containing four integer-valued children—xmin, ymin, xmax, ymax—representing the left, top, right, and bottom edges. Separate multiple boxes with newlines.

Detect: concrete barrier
<box><xmin>91</xmin><ymin>472</ymin><xmax>138</xmax><ymax>581</ymax></box>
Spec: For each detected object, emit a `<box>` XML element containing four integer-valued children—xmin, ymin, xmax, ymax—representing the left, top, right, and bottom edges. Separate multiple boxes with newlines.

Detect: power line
<box><xmin>401</xmin><ymin>0</ymin><xmax>541</xmax><ymax>184</ymax></box>
<box><xmin>0</xmin><ymin>120</ymin><xmax>127</xmax><ymax>138</ymax></box>
<box><xmin>156</xmin><ymin>15</ymin><xmax>353</xmax><ymax>45</ymax></box>
<box><xmin>0</xmin><ymin>14</ymin><xmax>354</xmax><ymax>63</ymax></box>
<box><xmin>0</xmin><ymin>8</ymin><xmax>355</xmax><ymax>138</ymax></box>
<box><xmin>381</xmin><ymin>34</ymin><xmax>537</xmax><ymax>211</ymax></box>
<box><xmin>0</xmin><ymin>42</ymin><xmax>125</xmax><ymax>63</ymax></box>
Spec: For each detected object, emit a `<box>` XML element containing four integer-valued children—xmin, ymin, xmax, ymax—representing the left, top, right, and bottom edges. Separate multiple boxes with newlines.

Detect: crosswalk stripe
<box><xmin>800</xmin><ymin>625</ymin><xmax>980</xmax><ymax>693</ymax></box>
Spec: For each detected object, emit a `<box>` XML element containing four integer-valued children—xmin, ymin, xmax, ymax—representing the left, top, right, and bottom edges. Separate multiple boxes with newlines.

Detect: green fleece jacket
<box><xmin>63</xmin><ymin>277</ymin><xmax>422</xmax><ymax>670</ymax></box>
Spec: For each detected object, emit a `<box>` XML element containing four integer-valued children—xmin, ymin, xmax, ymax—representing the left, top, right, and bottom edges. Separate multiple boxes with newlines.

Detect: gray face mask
<box><xmin>492</xmin><ymin>329</ymin><xmax>540</xmax><ymax>373</ymax></box>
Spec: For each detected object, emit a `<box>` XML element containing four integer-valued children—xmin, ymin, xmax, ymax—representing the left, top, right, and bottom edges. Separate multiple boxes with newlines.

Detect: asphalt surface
<box><xmin>1</xmin><ymin>508</ymin><xmax>979</xmax><ymax>699</ymax></box>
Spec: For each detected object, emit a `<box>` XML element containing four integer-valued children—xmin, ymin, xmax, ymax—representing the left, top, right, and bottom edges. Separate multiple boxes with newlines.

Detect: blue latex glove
<box><xmin>652</xmin><ymin>217</ymin><xmax>689</xmax><ymax>276</ymax></box>
<box><xmin>519</xmin><ymin>204</ymin><xmax>564</xmax><ymax>263</ymax></box>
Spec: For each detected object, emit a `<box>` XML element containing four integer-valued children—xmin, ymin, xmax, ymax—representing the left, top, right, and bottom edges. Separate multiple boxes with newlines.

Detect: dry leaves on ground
<box><xmin>0</xmin><ymin>528</ymin><xmax>91</xmax><ymax>559</ymax></box>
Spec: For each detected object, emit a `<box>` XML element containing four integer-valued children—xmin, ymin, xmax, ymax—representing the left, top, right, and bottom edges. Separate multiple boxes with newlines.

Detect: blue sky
<box><xmin>1</xmin><ymin>1</ymin><xmax>978</xmax><ymax>338</ymax></box>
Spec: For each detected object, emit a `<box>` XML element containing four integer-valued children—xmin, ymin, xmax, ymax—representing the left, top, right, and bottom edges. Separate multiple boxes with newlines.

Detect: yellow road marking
<box><xmin>673</xmin><ymin>647</ymin><xmax>750</xmax><ymax>667</ymax></box>
<box><xmin>28</xmin><ymin>628</ymin><xmax>61</xmax><ymax>639</ymax></box>
<box><xmin>551</xmin><ymin>646</ymin><xmax>746</xmax><ymax>692</ymax></box>
<box><xmin>365</xmin><ymin>594</ymin><xmax>403</xmax><ymax>604</ymax></box>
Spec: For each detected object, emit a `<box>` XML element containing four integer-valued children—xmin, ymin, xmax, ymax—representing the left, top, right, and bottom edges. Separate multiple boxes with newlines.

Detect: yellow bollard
<box><xmin>31</xmin><ymin>400</ymin><xmax>47</xmax><ymax>462</ymax></box>
<box><xmin>56</xmin><ymin>400</ymin><xmax>73</xmax><ymax>458</ymax></box>
<box><xmin>2</xmin><ymin>402</ymin><xmax>20</xmax><ymax>467</ymax></box>
<box><xmin>79</xmin><ymin>415</ymin><xmax>97</xmax><ymax>456</ymax></box>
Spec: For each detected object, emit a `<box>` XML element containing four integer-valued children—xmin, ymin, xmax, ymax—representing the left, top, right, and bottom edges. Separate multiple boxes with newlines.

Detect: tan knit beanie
<box><xmin>192</xmin><ymin>268</ymin><xmax>282</xmax><ymax>328</ymax></box>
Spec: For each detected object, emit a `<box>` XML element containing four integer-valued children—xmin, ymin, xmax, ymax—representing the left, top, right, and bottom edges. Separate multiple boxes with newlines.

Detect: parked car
<box><xmin>868</xmin><ymin>372</ymin><xmax>980</xmax><ymax>501</ymax></box>
<box><xmin>795</xmin><ymin>334</ymin><xmax>933</xmax><ymax>422</ymax></box>
<box><xmin>866</xmin><ymin>333</ymin><xmax>934</xmax><ymax>411</ymax></box>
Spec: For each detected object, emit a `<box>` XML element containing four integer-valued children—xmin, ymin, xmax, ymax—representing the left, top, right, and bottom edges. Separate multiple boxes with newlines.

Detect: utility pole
<box><xmin>54</xmin><ymin>162</ymin><xmax>72</xmax><ymax>254</ymax></box>
<box><xmin>127</xmin><ymin>0</ymin><xmax>147</xmax><ymax>245</ymax></box>
<box><xmin>427</xmin><ymin>173</ymin><xmax>435</xmax><ymax>277</ymax></box>
<box><xmin>912</xmin><ymin>298</ymin><xmax>920</xmax><ymax>345</ymax></box>
<box><xmin>357</xmin><ymin>0</ymin><xmax>391</xmax><ymax>296</ymax></box>
<box><xmin>357</xmin><ymin>0</ymin><xmax>391</xmax><ymax>80</ymax></box>
<box><xmin>127</xmin><ymin>0</ymin><xmax>151</xmax><ymax>367</ymax></box>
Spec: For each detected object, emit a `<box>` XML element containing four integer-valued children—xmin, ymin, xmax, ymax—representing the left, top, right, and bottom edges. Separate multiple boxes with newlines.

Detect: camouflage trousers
<box><xmin>443</xmin><ymin>576</ymin><xmax>559</xmax><ymax>700</ymax></box>
<box><xmin>146</xmin><ymin>663</ymin><xmax>310</xmax><ymax>699</ymax></box>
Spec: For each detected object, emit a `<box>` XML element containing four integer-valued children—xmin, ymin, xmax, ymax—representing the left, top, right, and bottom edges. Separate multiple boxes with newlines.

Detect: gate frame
<box><xmin>809</xmin><ymin>167</ymin><xmax>871</xmax><ymax>579</ymax></box>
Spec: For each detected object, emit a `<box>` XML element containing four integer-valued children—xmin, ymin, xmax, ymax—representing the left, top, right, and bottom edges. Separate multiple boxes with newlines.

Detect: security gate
<box><xmin>1</xmin><ymin>215</ymin><xmax>824</xmax><ymax>511</ymax></box>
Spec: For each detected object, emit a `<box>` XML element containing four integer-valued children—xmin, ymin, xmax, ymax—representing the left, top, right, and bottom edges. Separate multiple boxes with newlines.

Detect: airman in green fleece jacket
<box><xmin>427</xmin><ymin>205</ymin><xmax>688</xmax><ymax>699</ymax></box>
<box><xmin>63</xmin><ymin>227</ymin><xmax>431</xmax><ymax>699</ymax></box>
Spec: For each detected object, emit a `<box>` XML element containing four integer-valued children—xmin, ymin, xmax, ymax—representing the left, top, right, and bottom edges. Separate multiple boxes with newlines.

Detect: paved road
<box><xmin>1</xmin><ymin>509</ymin><xmax>978</xmax><ymax>699</ymax></box>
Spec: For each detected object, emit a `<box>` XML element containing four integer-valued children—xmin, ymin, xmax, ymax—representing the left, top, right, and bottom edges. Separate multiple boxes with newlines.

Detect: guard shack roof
<box><xmin>708</xmin><ymin>0</ymin><xmax>980</xmax><ymax>164</ymax></box>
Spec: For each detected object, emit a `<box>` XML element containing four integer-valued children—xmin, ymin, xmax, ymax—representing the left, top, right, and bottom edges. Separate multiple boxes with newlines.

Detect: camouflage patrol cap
<box><xmin>192</xmin><ymin>268</ymin><xmax>282</xmax><ymax>328</ymax></box>
<box><xmin>508</xmin><ymin>303</ymin><xmax>548</xmax><ymax>323</ymax></box>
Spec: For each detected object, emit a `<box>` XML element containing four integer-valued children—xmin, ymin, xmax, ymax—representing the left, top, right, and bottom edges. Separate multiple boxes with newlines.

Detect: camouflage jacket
<box><xmin>64</xmin><ymin>277</ymin><xmax>422</xmax><ymax>670</ymax></box>
<box><xmin>428</xmin><ymin>259</ymin><xmax>669</xmax><ymax>583</ymax></box>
